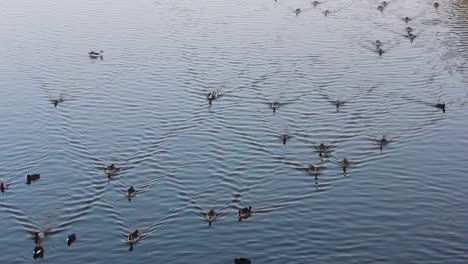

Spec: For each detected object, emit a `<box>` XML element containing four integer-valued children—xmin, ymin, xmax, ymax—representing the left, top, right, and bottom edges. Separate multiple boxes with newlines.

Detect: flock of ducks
<box><xmin>0</xmin><ymin>0</ymin><xmax>449</xmax><ymax>263</ymax></box>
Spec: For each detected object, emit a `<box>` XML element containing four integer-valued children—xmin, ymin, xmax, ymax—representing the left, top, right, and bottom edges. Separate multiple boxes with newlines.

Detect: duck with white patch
<box><xmin>89</xmin><ymin>50</ymin><xmax>103</xmax><ymax>59</ymax></box>
<box><xmin>67</xmin><ymin>233</ymin><xmax>76</xmax><ymax>246</ymax></box>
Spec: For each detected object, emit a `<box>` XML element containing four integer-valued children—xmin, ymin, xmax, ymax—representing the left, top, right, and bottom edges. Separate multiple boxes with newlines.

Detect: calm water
<box><xmin>0</xmin><ymin>0</ymin><xmax>467</xmax><ymax>263</ymax></box>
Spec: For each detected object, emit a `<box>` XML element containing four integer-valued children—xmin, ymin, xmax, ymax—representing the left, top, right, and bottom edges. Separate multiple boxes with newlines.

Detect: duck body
<box><xmin>127</xmin><ymin>186</ymin><xmax>136</xmax><ymax>198</ymax></box>
<box><xmin>435</xmin><ymin>103</ymin><xmax>445</xmax><ymax>112</ymax></box>
<box><xmin>33</xmin><ymin>245</ymin><xmax>44</xmax><ymax>259</ymax></box>
<box><xmin>235</xmin><ymin>258</ymin><xmax>251</xmax><ymax>264</ymax></box>
<box><xmin>0</xmin><ymin>182</ymin><xmax>5</xmax><ymax>193</ymax></box>
<box><xmin>238</xmin><ymin>206</ymin><xmax>252</xmax><ymax>221</ymax></box>
<box><xmin>207</xmin><ymin>90</ymin><xmax>218</xmax><ymax>101</ymax></box>
<box><xmin>127</xmin><ymin>230</ymin><xmax>141</xmax><ymax>243</ymax></box>
<box><xmin>308</xmin><ymin>165</ymin><xmax>320</xmax><ymax>175</ymax></box>
<box><xmin>67</xmin><ymin>233</ymin><xmax>76</xmax><ymax>246</ymax></box>
<box><xmin>27</xmin><ymin>174</ymin><xmax>40</xmax><ymax>185</ymax></box>
<box><xmin>89</xmin><ymin>50</ymin><xmax>103</xmax><ymax>59</ymax></box>
<box><xmin>205</xmin><ymin>209</ymin><xmax>217</xmax><ymax>225</ymax></box>
<box><xmin>105</xmin><ymin>164</ymin><xmax>117</xmax><ymax>175</ymax></box>
<box><xmin>270</xmin><ymin>101</ymin><xmax>281</xmax><ymax>112</ymax></box>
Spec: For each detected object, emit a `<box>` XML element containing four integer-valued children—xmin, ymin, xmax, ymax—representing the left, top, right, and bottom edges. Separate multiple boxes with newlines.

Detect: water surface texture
<box><xmin>0</xmin><ymin>0</ymin><xmax>467</xmax><ymax>263</ymax></box>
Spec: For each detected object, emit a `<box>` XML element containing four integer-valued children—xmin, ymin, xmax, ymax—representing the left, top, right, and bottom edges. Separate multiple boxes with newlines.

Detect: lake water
<box><xmin>0</xmin><ymin>0</ymin><xmax>467</xmax><ymax>263</ymax></box>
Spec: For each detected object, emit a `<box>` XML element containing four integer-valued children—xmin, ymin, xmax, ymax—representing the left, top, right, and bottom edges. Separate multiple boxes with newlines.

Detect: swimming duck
<box><xmin>381</xmin><ymin>1</ymin><xmax>388</xmax><ymax>7</ymax></box>
<box><xmin>435</xmin><ymin>103</ymin><xmax>445</xmax><ymax>113</ymax></box>
<box><xmin>405</xmin><ymin>33</ymin><xmax>416</xmax><ymax>43</ymax></box>
<box><xmin>323</xmin><ymin>10</ymin><xmax>331</xmax><ymax>16</ymax></box>
<box><xmin>405</xmin><ymin>26</ymin><xmax>414</xmax><ymax>33</ymax></box>
<box><xmin>205</xmin><ymin>209</ymin><xmax>217</xmax><ymax>226</ymax></box>
<box><xmin>374</xmin><ymin>40</ymin><xmax>382</xmax><ymax>47</ymax></box>
<box><xmin>127</xmin><ymin>186</ymin><xmax>136</xmax><ymax>199</ymax></box>
<box><xmin>270</xmin><ymin>101</ymin><xmax>281</xmax><ymax>113</ymax></box>
<box><xmin>27</xmin><ymin>174</ymin><xmax>40</xmax><ymax>185</ymax></box>
<box><xmin>316</xmin><ymin>143</ymin><xmax>331</xmax><ymax>156</ymax></box>
<box><xmin>308</xmin><ymin>164</ymin><xmax>320</xmax><ymax>176</ymax></box>
<box><xmin>51</xmin><ymin>98</ymin><xmax>63</xmax><ymax>107</ymax></box>
<box><xmin>67</xmin><ymin>233</ymin><xmax>76</xmax><ymax>246</ymax></box>
<box><xmin>335</xmin><ymin>100</ymin><xmax>345</xmax><ymax>108</ymax></box>
<box><xmin>105</xmin><ymin>164</ymin><xmax>117</xmax><ymax>175</ymax></box>
<box><xmin>33</xmin><ymin>244</ymin><xmax>44</xmax><ymax>259</ymax></box>
<box><xmin>280</xmin><ymin>134</ymin><xmax>290</xmax><ymax>145</ymax></box>
<box><xmin>311</xmin><ymin>1</ymin><xmax>320</xmax><ymax>7</ymax></box>
<box><xmin>295</xmin><ymin>8</ymin><xmax>301</xmax><ymax>15</ymax></box>
<box><xmin>378</xmin><ymin>48</ymin><xmax>384</xmax><ymax>56</ymax></box>
<box><xmin>207</xmin><ymin>90</ymin><xmax>218</xmax><ymax>104</ymax></box>
<box><xmin>89</xmin><ymin>50</ymin><xmax>103</xmax><ymax>59</ymax></box>
<box><xmin>377</xmin><ymin>137</ymin><xmax>390</xmax><ymax>150</ymax></box>
<box><xmin>377</xmin><ymin>5</ymin><xmax>384</xmax><ymax>12</ymax></box>
<box><xmin>339</xmin><ymin>158</ymin><xmax>350</xmax><ymax>172</ymax></box>
<box><xmin>434</xmin><ymin>2</ymin><xmax>439</xmax><ymax>8</ymax></box>
<box><xmin>403</xmin><ymin>16</ymin><xmax>411</xmax><ymax>23</ymax></box>
<box><xmin>235</xmin><ymin>258</ymin><xmax>251</xmax><ymax>264</ymax></box>
<box><xmin>127</xmin><ymin>230</ymin><xmax>140</xmax><ymax>243</ymax></box>
<box><xmin>0</xmin><ymin>182</ymin><xmax>6</xmax><ymax>193</ymax></box>
<box><xmin>238</xmin><ymin>206</ymin><xmax>252</xmax><ymax>221</ymax></box>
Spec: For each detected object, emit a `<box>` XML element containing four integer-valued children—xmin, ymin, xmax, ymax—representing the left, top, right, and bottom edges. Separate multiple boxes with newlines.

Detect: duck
<box><xmin>316</xmin><ymin>143</ymin><xmax>330</xmax><ymax>156</ymax></box>
<box><xmin>234</xmin><ymin>258</ymin><xmax>251</xmax><ymax>264</ymax></box>
<box><xmin>52</xmin><ymin>98</ymin><xmax>63</xmax><ymax>107</ymax></box>
<box><xmin>434</xmin><ymin>2</ymin><xmax>439</xmax><ymax>8</ymax></box>
<box><xmin>280</xmin><ymin>134</ymin><xmax>290</xmax><ymax>145</ymax></box>
<box><xmin>435</xmin><ymin>103</ymin><xmax>445</xmax><ymax>113</ymax></box>
<box><xmin>335</xmin><ymin>100</ymin><xmax>345</xmax><ymax>108</ymax></box>
<box><xmin>295</xmin><ymin>8</ymin><xmax>301</xmax><ymax>15</ymax></box>
<box><xmin>403</xmin><ymin>16</ymin><xmax>411</xmax><ymax>23</ymax></box>
<box><xmin>0</xmin><ymin>182</ymin><xmax>6</xmax><ymax>193</ymax></box>
<box><xmin>311</xmin><ymin>1</ymin><xmax>320</xmax><ymax>7</ymax></box>
<box><xmin>270</xmin><ymin>101</ymin><xmax>281</xmax><ymax>112</ymax></box>
<box><xmin>238</xmin><ymin>206</ymin><xmax>252</xmax><ymax>221</ymax></box>
<box><xmin>127</xmin><ymin>230</ymin><xmax>141</xmax><ymax>243</ymax></box>
<box><xmin>374</xmin><ymin>40</ymin><xmax>382</xmax><ymax>47</ymax></box>
<box><xmin>378</xmin><ymin>48</ymin><xmax>384</xmax><ymax>56</ymax></box>
<box><xmin>405</xmin><ymin>26</ymin><xmax>414</xmax><ymax>33</ymax></box>
<box><xmin>127</xmin><ymin>186</ymin><xmax>136</xmax><ymax>198</ymax></box>
<box><xmin>33</xmin><ymin>244</ymin><xmax>44</xmax><ymax>259</ymax></box>
<box><xmin>339</xmin><ymin>158</ymin><xmax>350</xmax><ymax>172</ymax></box>
<box><xmin>88</xmin><ymin>50</ymin><xmax>103</xmax><ymax>59</ymax></box>
<box><xmin>27</xmin><ymin>174</ymin><xmax>40</xmax><ymax>185</ymax></box>
<box><xmin>66</xmin><ymin>233</ymin><xmax>76</xmax><ymax>246</ymax></box>
<box><xmin>105</xmin><ymin>164</ymin><xmax>117</xmax><ymax>175</ymax></box>
<box><xmin>205</xmin><ymin>209</ymin><xmax>217</xmax><ymax>226</ymax></box>
<box><xmin>207</xmin><ymin>90</ymin><xmax>218</xmax><ymax>103</ymax></box>
<box><xmin>308</xmin><ymin>164</ymin><xmax>320</xmax><ymax>176</ymax></box>
<box><xmin>381</xmin><ymin>1</ymin><xmax>388</xmax><ymax>7</ymax></box>
<box><xmin>377</xmin><ymin>137</ymin><xmax>390</xmax><ymax>150</ymax></box>
<box><xmin>405</xmin><ymin>33</ymin><xmax>416</xmax><ymax>42</ymax></box>
<box><xmin>323</xmin><ymin>10</ymin><xmax>331</xmax><ymax>16</ymax></box>
<box><xmin>377</xmin><ymin>5</ymin><xmax>384</xmax><ymax>12</ymax></box>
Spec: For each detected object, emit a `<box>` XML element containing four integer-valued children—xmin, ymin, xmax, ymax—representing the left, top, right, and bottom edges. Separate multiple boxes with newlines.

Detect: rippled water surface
<box><xmin>0</xmin><ymin>0</ymin><xmax>467</xmax><ymax>263</ymax></box>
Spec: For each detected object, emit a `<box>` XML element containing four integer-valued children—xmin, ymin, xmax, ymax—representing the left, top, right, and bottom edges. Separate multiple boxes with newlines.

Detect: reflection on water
<box><xmin>0</xmin><ymin>0</ymin><xmax>467</xmax><ymax>263</ymax></box>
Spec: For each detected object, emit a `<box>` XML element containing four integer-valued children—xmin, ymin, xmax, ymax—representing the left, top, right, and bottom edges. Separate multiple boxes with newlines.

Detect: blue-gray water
<box><xmin>0</xmin><ymin>0</ymin><xmax>467</xmax><ymax>263</ymax></box>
